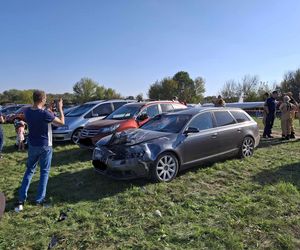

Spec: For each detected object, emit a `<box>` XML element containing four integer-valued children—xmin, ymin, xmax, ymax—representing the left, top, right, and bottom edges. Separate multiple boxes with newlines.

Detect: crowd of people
<box><xmin>263</xmin><ymin>91</ymin><xmax>300</xmax><ymax>140</ymax></box>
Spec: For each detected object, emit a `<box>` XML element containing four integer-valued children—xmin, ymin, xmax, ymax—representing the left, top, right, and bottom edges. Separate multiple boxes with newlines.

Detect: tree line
<box><xmin>1</xmin><ymin>68</ymin><xmax>300</xmax><ymax>105</ymax></box>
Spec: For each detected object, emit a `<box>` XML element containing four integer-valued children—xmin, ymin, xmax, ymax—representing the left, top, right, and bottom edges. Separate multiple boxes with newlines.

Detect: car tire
<box><xmin>239</xmin><ymin>136</ymin><xmax>255</xmax><ymax>158</ymax></box>
<box><xmin>71</xmin><ymin>128</ymin><xmax>82</xmax><ymax>144</ymax></box>
<box><xmin>151</xmin><ymin>152</ymin><xmax>179</xmax><ymax>182</ymax></box>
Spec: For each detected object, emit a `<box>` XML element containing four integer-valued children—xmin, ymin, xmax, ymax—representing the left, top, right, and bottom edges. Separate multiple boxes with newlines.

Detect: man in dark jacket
<box><xmin>263</xmin><ymin>91</ymin><xmax>278</xmax><ymax>138</ymax></box>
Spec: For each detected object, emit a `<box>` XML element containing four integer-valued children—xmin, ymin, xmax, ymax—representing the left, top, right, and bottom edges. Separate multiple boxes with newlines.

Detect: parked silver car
<box><xmin>92</xmin><ymin>107</ymin><xmax>260</xmax><ymax>182</ymax></box>
<box><xmin>52</xmin><ymin>100</ymin><xmax>133</xmax><ymax>143</ymax></box>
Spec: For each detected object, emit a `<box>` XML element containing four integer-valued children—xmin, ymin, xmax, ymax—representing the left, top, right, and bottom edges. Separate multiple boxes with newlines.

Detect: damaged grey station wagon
<box><xmin>92</xmin><ymin>107</ymin><xmax>260</xmax><ymax>182</ymax></box>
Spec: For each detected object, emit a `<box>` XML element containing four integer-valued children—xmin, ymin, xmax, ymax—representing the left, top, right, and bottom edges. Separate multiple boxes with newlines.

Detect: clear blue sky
<box><xmin>0</xmin><ymin>0</ymin><xmax>299</xmax><ymax>97</ymax></box>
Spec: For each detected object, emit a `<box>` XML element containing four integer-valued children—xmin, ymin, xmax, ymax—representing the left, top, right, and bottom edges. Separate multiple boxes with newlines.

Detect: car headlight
<box><xmin>56</xmin><ymin>125</ymin><xmax>69</xmax><ymax>130</ymax></box>
<box><xmin>99</xmin><ymin>124</ymin><xmax>120</xmax><ymax>133</ymax></box>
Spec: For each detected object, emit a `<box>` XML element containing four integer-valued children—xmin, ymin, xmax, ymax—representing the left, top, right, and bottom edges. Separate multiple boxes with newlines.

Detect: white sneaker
<box><xmin>14</xmin><ymin>202</ymin><xmax>24</xmax><ymax>213</ymax></box>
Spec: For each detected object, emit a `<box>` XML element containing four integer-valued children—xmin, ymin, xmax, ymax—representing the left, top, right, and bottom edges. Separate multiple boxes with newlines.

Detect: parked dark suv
<box><xmin>79</xmin><ymin>101</ymin><xmax>187</xmax><ymax>148</ymax></box>
<box><xmin>92</xmin><ymin>107</ymin><xmax>260</xmax><ymax>182</ymax></box>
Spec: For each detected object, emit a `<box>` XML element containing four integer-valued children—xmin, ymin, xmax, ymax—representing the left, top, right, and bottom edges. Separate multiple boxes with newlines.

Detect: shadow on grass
<box><xmin>51</xmin><ymin>147</ymin><xmax>92</xmax><ymax>167</ymax></box>
<box><xmin>6</xmin><ymin>168</ymin><xmax>148</xmax><ymax>210</ymax></box>
<box><xmin>253</xmin><ymin>162</ymin><xmax>300</xmax><ymax>189</ymax></box>
<box><xmin>258</xmin><ymin>137</ymin><xmax>300</xmax><ymax>149</ymax></box>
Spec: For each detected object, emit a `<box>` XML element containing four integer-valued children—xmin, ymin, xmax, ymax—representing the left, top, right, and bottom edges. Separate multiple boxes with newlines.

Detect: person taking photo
<box><xmin>15</xmin><ymin>90</ymin><xmax>65</xmax><ymax>212</ymax></box>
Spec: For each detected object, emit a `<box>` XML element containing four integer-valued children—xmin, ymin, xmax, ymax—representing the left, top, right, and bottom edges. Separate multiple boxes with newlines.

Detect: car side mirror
<box><xmin>184</xmin><ymin>127</ymin><xmax>200</xmax><ymax>135</ymax></box>
<box><xmin>137</xmin><ymin>113</ymin><xmax>148</xmax><ymax>121</ymax></box>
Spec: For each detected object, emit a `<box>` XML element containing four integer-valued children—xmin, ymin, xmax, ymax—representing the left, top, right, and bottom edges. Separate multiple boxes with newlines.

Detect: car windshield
<box><xmin>106</xmin><ymin>104</ymin><xmax>142</xmax><ymax>120</ymax></box>
<box><xmin>141</xmin><ymin>114</ymin><xmax>191</xmax><ymax>133</ymax></box>
<box><xmin>66</xmin><ymin>103</ymin><xmax>96</xmax><ymax>117</ymax></box>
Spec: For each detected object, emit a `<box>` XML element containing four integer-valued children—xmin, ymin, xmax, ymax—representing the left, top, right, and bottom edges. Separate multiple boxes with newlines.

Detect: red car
<box><xmin>5</xmin><ymin>105</ymin><xmax>31</xmax><ymax>123</ymax></box>
<box><xmin>78</xmin><ymin>101</ymin><xmax>187</xmax><ymax>148</ymax></box>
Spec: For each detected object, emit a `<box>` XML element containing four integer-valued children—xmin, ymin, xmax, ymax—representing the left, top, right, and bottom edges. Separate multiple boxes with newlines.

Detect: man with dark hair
<box><xmin>15</xmin><ymin>90</ymin><xmax>65</xmax><ymax>212</ymax></box>
<box><xmin>0</xmin><ymin>111</ymin><xmax>4</xmax><ymax>159</ymax></box>
<box><xmin>263</xmin><ymin>91</ymin><xmax>278</xmax><ymax>138</ymax></box>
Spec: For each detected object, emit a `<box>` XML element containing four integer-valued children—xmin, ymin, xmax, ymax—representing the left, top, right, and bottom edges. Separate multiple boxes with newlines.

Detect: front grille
<box><xmin>81</xmin><ymin>128</ymin><xmax>99</xmax><ymax>138</ymax></box>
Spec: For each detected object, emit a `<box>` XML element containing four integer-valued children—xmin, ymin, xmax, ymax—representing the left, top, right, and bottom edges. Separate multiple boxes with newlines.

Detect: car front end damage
<box><xmin>92</xmin><ymin>129</ymin><xmax>173</xmax><ymax>180</ymax></box>
<box><xmin>92</xmin><ymin>144</ymin><xmax>153</xmax><ymax>180</ymax></box>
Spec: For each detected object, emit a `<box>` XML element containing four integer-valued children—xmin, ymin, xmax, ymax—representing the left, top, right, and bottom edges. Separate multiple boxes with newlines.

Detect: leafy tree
<box><xmin>221</xmin><ymin>80</ymin><xmax>239</xmax><ymax>102</ymax></box>
<box><xmin>148</xmin><ymin>71</ymin><xmax>205</xmax><ymax>103</ymax></box>
<box><xmin>193</xmin><ymin>77</ymin><xmax>206</xmax><ymax>103</ymax></box>
<box><xmin>220</xmin><ymin>75</ymin><xmax>271</xmax><ymax>102</ymax></box>
<box><xmin>136</xmin><ymin>93</ymin><xmax>143</xmax><ymax>102</ymax></box>
<box><xmin>280</xmin><ymin>69</ymin><xmax>300</xmax><ymax>99</ymax></box>
<box><xmin>104</xmin><ymin>88</ymin><xmax>121</xmax><ymax>99</ymax></box>
<box><xmin>73</xmin><ymin>78</ymin><xmax>98</xmax><ymax>103</ymax></box>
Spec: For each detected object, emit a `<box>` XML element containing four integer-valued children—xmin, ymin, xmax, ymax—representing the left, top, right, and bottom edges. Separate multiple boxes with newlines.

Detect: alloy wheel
<box><xmin>242</xmin><ymin>137</ymin><xmax>254</xmax><ymax>157</ymax></box>
<box><xmin>155</xmin><ymin>155</ymin><xmax>177</xmax><ymax>182</ymax></box>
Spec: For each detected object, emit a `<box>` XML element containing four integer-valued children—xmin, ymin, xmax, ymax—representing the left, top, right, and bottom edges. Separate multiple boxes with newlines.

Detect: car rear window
<box><xmin>214</xmin><ymin>111</ymin><xmax>236</xmax><ymax>127</ymax></box>
<box><xmin>230</xmin><ymin>111</ymin><xmax>250</xmax><ymax>123</ymax></box>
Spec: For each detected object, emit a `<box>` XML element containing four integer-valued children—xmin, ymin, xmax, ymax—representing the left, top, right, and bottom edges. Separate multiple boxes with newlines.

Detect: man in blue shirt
<box><xmin>15</xmin><ymin>90</ymin><xmax>65</xmax><ymax>212</ymax></box>
<box><xmin>0</xmin><ymin>111</ymin><xmax>4</xmax><ymax>159</ymax></box>
<box><xmin>263</xmin><ymin>91</ymin><xmax>278</xmax><ymax>138</ymax></box>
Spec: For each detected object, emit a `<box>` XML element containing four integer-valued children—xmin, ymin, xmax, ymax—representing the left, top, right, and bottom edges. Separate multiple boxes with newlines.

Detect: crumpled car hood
<box><xmin>98</xmin><ymin>129</ymin><xmax>173</xmax><ymax>146</ymax></box>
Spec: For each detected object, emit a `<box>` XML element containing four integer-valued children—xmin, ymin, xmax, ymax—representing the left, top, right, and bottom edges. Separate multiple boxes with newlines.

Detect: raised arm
<box><xmin>52</xmin><ymin>99</ymin><xmax>65</xmax><ymax>126</ymax></box>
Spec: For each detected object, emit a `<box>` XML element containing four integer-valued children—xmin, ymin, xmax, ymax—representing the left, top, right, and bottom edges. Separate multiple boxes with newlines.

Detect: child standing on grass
<box><xmin>14</xmin><ymin>119</ymin><xmax>26</xmax><ymax>151</ymax></box>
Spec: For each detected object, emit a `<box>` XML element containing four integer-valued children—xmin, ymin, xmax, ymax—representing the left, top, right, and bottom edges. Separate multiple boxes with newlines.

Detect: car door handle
<box><xmin>211</xmin><ymin>133</ymin><xmax>218</xmax><ymax>139</ymax></box>
<box><xmin>237</xmin><ymin>128</ymin><xmax>242</xmax><ymax>133</ymax></box>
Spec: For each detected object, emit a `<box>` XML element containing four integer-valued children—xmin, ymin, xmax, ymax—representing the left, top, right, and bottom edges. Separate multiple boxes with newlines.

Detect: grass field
<box><xmin>1</xmin><ymin>119</ymin><xmax>300</xmax><ymax>249</ymax></box>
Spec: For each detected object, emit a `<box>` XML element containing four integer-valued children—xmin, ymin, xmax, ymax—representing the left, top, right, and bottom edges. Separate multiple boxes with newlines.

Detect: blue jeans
<box><xmin>263</xmin><ymin>113</ymin><xmax>275</xmax><ymax>137</ymax></box>
<box><xmin>0</xmin><ymin>125</ymin><xmax>3</xmax><ymax>153</ymax></box>
<box><xmin>19</xmin><ymin>145</ymin><xmax>53</xmax><ymax>203</ymax></box>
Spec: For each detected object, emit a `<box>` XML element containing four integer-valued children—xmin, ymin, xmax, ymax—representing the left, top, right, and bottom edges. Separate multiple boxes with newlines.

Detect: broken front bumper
<box><xmin>92</xmin><ymin>147</ymin><xmax>151</xmax><ymax>180</ymax></box>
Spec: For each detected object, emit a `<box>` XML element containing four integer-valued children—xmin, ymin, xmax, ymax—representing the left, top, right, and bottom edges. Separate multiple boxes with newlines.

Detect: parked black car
<box><xmin>92</xmin><ymin>107</ymin><xmax>260</xmax><ymax>182</ymax></box>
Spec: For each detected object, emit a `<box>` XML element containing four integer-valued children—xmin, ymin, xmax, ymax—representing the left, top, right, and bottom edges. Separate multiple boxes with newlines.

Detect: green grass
<box><xmin>1</xmin><ymin>123</ymin><xmax>300</xmax><ymax>249</ymax></box>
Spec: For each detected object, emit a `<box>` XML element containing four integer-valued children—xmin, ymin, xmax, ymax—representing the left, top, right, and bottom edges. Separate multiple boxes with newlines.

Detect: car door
<box><xmin>180</xmin><ymin>112</ymin><xmax>219</xmax><ymax>165</ymax></box>
<box><xmin>212</xmin><ymin>110</ymin><xmax>241</xmax><ymax>153</ymax></box>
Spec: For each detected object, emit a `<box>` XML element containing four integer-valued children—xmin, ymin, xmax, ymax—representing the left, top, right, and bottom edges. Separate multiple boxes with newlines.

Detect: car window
<box><xmin>92</xmin><ymin>103</ymin><xmax>113</xmax><ymax>116</ymax></box>
<box><xmin>67</xmin><ymin>103</ymin><xmax>96</xmax><ymax>117</ymax></box>
<box><xmin>141</xmin><ymin>114</ymin><xmax>191</xmax><ymax>133</ymax></box>
<box><xmin>230</xmin><ymin>111</ymin><xmax>250</xmax><ymax>123</ymax></box>
<box><xmin>141</xmin><ymin>105</ymin><xmax>159</xmax><ymax>118</ymax></box>
<box><xmin>113</xmin><ymin>102</ymin><xmax>127</xmax><ymax>111</ymax></box>
<box><xmin>160</xmin><ymin>103</ymin><xmax>174</xmax><ymax>113</ymax></box>
<box><xmin>214</xmin><ymin>111</ymin><xmax>236</xmax><ymax>127</ymax></box>
<box><xmin>106</xmin><ymin>104</ymin><xmax>142</xmax><ymax>120</ymax></box>
<box><xmin>188</xmin><ymin>112</ymin><xmax>214</xmax><ymax>131</ymax></box>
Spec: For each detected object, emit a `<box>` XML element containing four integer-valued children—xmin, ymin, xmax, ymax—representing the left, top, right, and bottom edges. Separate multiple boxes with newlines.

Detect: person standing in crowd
<box><xmin>15</xmin><ymin>90</ymin><xmax>65</xmax><ymax>212</ymax></box>
<box><xmin>215</xmin><ymin>95</ymin><xmax>226</xmax><ymax>107</ymax></box>
<box><xmin>262</xmin><ymin>92</ymin><xmax>269</xmax><ymax>126</ymax></box>
<box><xmin>263</xmin><ymin>91</ymin><xmax>278</xmax><ymax>138</ymax></box>
<box><xmin>279</xmin><ymin>95</ymin><xmax>296</xmax><ymax>140</ymax></box>
<box><xmin>0</xmin><ymin>111</ymin><xmax>4</xmax><ymax>159</ymax></box>
<box><xmin>287</xmin><ymin>92</ymin><xmax>298</xmax><ymax>138</ymax></box>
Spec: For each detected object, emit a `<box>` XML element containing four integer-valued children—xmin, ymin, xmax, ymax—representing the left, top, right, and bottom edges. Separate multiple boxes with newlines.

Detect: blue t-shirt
<box><xmin>266</xmin><ymin>97</ymin><xmax>276</xmax><ymax>115</ymax></box>
<box><xmin>24</xmin><ymin>108</ymin><xmax>55</xmax><ymax>147</ymax></box>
